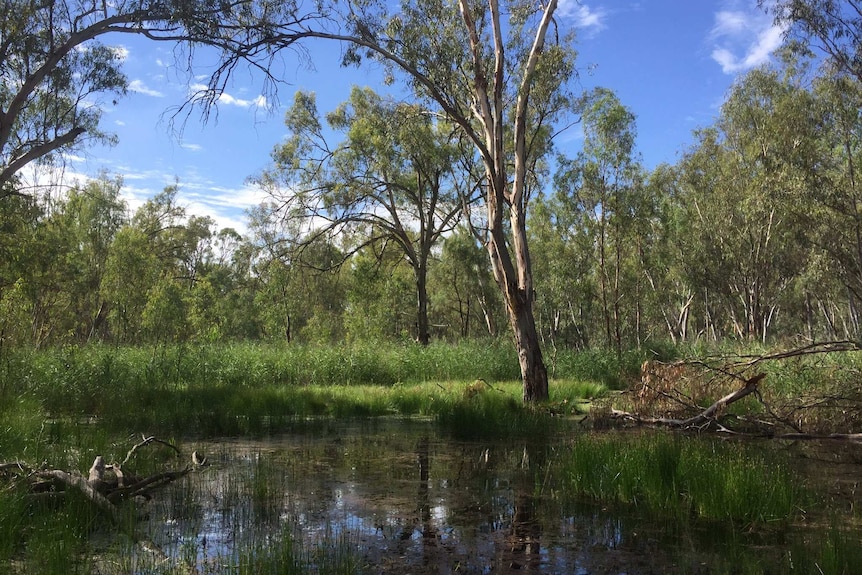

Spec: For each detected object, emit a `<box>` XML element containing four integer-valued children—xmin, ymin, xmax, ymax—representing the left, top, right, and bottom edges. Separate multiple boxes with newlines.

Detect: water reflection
<box><xmin>141</xmin><ymin>421</ymin><xmax>833</xmax><ymax>574</ymax></box>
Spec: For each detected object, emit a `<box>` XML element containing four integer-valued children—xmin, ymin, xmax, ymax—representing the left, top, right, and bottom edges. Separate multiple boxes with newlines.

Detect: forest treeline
<box><xmin>1</xmin><ymin>48</ymin><xmax>860</xmax><ymax>351</ymax></box>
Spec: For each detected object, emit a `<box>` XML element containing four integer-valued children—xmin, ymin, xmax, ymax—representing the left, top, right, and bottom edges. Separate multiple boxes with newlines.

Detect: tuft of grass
<box><xmin>230</xmin><ymin>526</ymin><xmax>359</xmax><ymax>575</ymax></box>
<box><xmin>556</xmin><ymin>432</ymin><xmax>803</xmax><ymax>526</ymax></box>
<box><xmin>434</xmin><ymin>381</ymin><xmax>558</xmax><ymax>440</ymax></box>
<box><xmin>798</xmin><ymin>523</ymin><xmax>862</xmax><ymax>575</ymax></box>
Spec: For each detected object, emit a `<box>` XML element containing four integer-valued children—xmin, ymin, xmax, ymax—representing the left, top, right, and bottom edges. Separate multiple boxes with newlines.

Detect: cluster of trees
<box><xmin>0</xmin><ymin>175</ymin><xmax>501</xmax><ymax>346</ymax></box>
<box><xmin>4</xmin><ymin>38</ymin><xmax>862</xmax><ymax>353</ymax></box>
<box><xmin>1</xmin><ymin>0</ymin><xmax>860</xmax><ymax>401</ymax></box>
<box><xmin>534</xmin><ymin>55</ymin><xmax>862</xmax><ymax>351</ymax></box>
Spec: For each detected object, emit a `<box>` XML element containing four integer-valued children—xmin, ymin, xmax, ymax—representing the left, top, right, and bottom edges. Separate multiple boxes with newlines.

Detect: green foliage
<box><xmin>0</xmin><ymin>342</ymin><xmax>617</xmax><ymax>437</ymax></box>
<box><xmin>434</xmin><ymin>384</ymin><xmax>555</xmax><ymax>440</ymax></box>
<box><xmin>142</xmin><ymin>278</ymin><xmax>190</xmax><ymax>343</ymax></box>
<box><xmin>557</xmin><ymin>433</ymin><xmax>803</xmax><ymax>525</ymax></box>
<box><xmin>259</xmin><ymin>86</ymin><xmax>471</xmax><ymax>345</ymax></box>
<box><xmin>344</xmin><ymin>248</ymin><xmax>415</xmax><ymax>343</ymax></box>
<box><xmin>429</xmin><ymin>227</ymin><xmax>505</xmax><ymax>340</ymax></box>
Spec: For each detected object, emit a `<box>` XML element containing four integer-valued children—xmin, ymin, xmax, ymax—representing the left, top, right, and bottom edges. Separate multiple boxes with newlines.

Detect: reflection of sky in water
<box><xmin>138</xmin><ymin>422</ymin><xmax>694</xmax><ymax>574</ymax></box>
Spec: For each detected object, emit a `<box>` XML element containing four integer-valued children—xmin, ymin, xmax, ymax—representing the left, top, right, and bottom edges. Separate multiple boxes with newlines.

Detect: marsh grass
<box><xmin>0</xmin><ymin>486</ymin><xmax>102</xmax><ymax>575</ymax></box>
<box><xmin>1</xmin><ymin>341</ymin><xmax>626</xmax><ymax>403</ymax></box>
<box><xmin>799</xmin><ymin>523</ymin><xmax>862</xmax><ymax>575</ymax></box>
<box><xmin>227</xmin><ymin>526</ymin><xmax>359</xmax><ymax>575</ymax></box>
<box><xmin>557</xmin><ymin>432</ymin><xmax>802</xmax><ymax>526</ymax></box>
<box><xmin>2</xmin><ymin>342</ymin><xmax>607</xmax><ymax>436</ymax></box>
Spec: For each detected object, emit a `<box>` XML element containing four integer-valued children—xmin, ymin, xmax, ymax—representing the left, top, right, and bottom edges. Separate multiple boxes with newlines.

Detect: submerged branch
<box><xmin>0</xmin><ymin>436</ymin><xmax>207</xmax><ymax>568</ymax></box>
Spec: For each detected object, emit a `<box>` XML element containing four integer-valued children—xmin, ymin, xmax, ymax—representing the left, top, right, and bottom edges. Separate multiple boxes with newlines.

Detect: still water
<box><xmin>137</xmin><ymin>419</ymin><xmax>861</xmax><ymax>574</ymax></box>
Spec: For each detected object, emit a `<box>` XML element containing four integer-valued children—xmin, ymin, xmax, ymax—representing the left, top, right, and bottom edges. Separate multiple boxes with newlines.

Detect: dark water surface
<box><xmin>141</xmin><ymin>420</ymin><xmax>862</xmax><ymax>574</ymax></box>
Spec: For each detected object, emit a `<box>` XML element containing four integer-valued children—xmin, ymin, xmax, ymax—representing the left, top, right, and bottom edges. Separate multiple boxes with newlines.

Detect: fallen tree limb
<box><xmin>0</xmin><ymin>436</ymin><xmax>207</xmax><ymax>569</ymax></box>
<box><xmin>121</xmin><ymin>434</ymin><xmax>181</xmax><ymax>467</ymax></box>
<box><xmin>35</xmin><ymin>468</ymin><xmax>121</xmax><ymax>523</ymax></box>
<box><xmin>623</xmin><ymin>339</ymin><xmax>862</xmax><ymax>437</ymax></box>
<box><xmin>613</xmin><ymin>373</ymin><xmax>766</xmax><ymax>429</ymax></box>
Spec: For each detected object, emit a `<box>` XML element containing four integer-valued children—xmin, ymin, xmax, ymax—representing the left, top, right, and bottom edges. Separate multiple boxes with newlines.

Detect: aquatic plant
<box><xmin>557</xmin><ymin>432</ymin><xmax>803</xmax><ymax>525</ymax></box>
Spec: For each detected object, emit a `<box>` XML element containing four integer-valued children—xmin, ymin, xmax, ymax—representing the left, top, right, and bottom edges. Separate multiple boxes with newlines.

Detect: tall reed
<box><xmin>556</xmin><ymin>432</ymin><xmax>803</xmax><ymax>525</ymax></box>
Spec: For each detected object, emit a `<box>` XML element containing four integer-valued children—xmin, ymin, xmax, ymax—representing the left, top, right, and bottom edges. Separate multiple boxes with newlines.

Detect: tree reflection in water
<box><xmin>144</xmin><ymin>421</ymin><xmax>809</xmax><ymax>574</ymax></box>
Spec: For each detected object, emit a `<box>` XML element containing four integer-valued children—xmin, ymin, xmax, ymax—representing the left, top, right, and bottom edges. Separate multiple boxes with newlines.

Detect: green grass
<box><xmin>0</xmin><ymin>483</ymin><xmax>103</xmax><ymax>575</ymax></box>
<box><xmin>0</xmin><ymin>342</ymin><xmax>612</xmax><ymax>438</ymax></box>
<box><xmin>1</xmin><ymin>340</ymin><xmax>634</xmax><ymax>396</ymax></box>
<box><xmin>556</xmin><ymin>432</ymin><xmax>803</xmax><ymax>526</ymax></box>
<box><xmin>79</xmin><ymin>379</ymin><xmax>599</xmax><ymax>438</ymax></box>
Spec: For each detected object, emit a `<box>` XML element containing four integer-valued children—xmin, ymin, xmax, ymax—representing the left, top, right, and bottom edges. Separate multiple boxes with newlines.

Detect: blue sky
<box><xmin>49</xmin><ymin>0</ymin><xmax>786</xmax><ymax>234</ymax></box>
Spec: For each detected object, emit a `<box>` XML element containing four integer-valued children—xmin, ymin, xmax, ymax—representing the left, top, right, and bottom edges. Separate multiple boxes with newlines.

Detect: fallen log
<box><xmin>36</xmin><ymin>468</ymin><xmax>121</xmax><ymax>523</ymax></box>
<box><xmin>0</xmin><ymin>436</ymin><xmax>208</xmax><ymax>568</ymax></box>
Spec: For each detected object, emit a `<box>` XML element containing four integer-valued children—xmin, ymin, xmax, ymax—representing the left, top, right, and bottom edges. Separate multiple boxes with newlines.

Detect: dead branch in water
<box><xmin>0</xmin><ymin>436</ymin><xmax>209</xmax><ymax>567</ymax></box>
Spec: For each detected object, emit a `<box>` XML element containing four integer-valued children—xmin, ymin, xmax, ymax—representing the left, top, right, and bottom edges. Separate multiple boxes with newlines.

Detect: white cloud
<box><xmin>110</xmin><ymin>174</ymin><xmax>266</xmax><ymax>235</ymax></box>
<box><xmin>709</xmin><ymin>3</ymin><xmax>786</xmax><ymax>74</ymax></box>
<box><xmin>713</xmin><ymin>10</ymin><xmax>749</xmax><ymax>36</ymax></box>
<box><xmin>180</xmin><ymin>142</ymin><xmax>203</xmax><ymax>152</ymax></box>
<box><xmin>128</xmin><ymin>79</ymin><xmax>164</xmax><ymax>97</ymax></box>
<box><xmin>217</xmin><ymin>92</ymin><xmax>267</xmax><ymax>108</ymax></box>
<box><xmin>188</xmin><ymin>83</ymin><xmax>267</xmax><ymax>109</ymax></box>
<box><xmin>558</xmin><ymin>1</ymin><xmax>606</xmax><ymax>32</ymax></box>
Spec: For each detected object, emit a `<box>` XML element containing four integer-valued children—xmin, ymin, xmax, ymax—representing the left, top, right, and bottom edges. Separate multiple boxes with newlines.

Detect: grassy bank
<box><xmin>0</xmin><ymin>341</ymin><xmax>626</xmax><ymax>441</ymax></box>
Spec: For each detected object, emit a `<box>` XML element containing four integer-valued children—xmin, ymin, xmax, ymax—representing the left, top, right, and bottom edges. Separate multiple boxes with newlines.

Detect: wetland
<box><xmin>130</xmin><ymin>420</ymin><xmax>860</xmax><ymax>574</ymax></box>
<box><xmin>2</xmin><ymin>343</ymin><xmax>862</xmax><ymax>574</ymax></box>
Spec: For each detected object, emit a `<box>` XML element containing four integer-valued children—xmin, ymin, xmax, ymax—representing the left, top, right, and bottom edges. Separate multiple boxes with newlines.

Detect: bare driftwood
<box><xmin>1</xmin><ymin>436</ymin><xmax>205</xmax><ymax>505</ymax></box>
<box><xmin>1</xmin><ymin>435</ymin><xmax>208</xmax><ymax>568</ymax></box>
<box><xmin>613</xmin><ymin>372</ymin><xmax>766</xmax><ymax>429</ymax></box>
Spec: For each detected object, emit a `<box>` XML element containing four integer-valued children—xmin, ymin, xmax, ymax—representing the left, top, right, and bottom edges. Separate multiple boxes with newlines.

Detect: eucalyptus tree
<box><xmin>769</xmin><ymin>0</ymin><xmax>862</xmax><ymax>82</ymax></box>
<box><xmin>728</xmin><ymin>3</ymin><xmax>862</xmax><ymax>336</ymax></box>
<box><xmin>257</xmin><ymin>87</ymin><xmax>468</xmax><ymax>345</ymax></box>
<box><xmin>345</xmin><ymin>243</ymin><xmax>416</xmax><ymax>343</ymax></box>
<box><xmin>766</xmin><ymin>66</ymin><xmax>862</xmax><ymax>337</ymax></box>
<box><xmin>0</xmin><ymin>191</ymin><xmax>43</xmax><ymax>345</ymax></box>
<box><xmin>429</xmin><ymin>227</ymin><xmax>502</xmax><ymax>340</ymax></box>
<box><xmin>102</xmin><ymin>185</ymin><xmax>218</xmax><ymax>343</ymax></box>
<box><xmin>0</xmin><ymin>192</ymin><xmax>40</xmax><ymax>345</ymax></box>
<box><xmin>187</xmin><ymin>228</ymin><xmax>263</xmax><ymax>342</ymax></box>
<box><xmin>677</xmin><ymin>66</ymin><xmax>809</xmax><ymax>342</ymax></box>
<box><xmin>638</xmin><ymin>164</ymin><xmax>696</xmax><ymax>344</ymax></box>
<box><xmin>48</xmin><ymin>174</ymin><xmax>127</xmax><ymax>341</ymax></box>
<box><xmin>247</xmin><ymin>202</ymin><xmax>348</xmax><ymax>343</ymax></box>
<box><xmin>0</xmin><ymin>0</ymin><xmax>333</xmax><ymax>196</ymax></box>
<box><xmin>806</xmin><ymin>73</ymin><xmax>862</xmax><ymax>335</ymax></box>
<box><xmin>100</xmin><ymin>226</ymin><xmax>160</xmax><ymax>343</ymax></box>
<box><xmin>554</xmin><ymin>89</ymin><xmax>644</xmax><ymax>351</ymax></box>
<box><xmin>293</xmin><ymin>0</ymin><xmax>577</xmax><ymax>401</ymax></box>
<box><xmin>529</xmin><ymin>189</ymin><xmax>595</xmax><ymax>350</ymax></box>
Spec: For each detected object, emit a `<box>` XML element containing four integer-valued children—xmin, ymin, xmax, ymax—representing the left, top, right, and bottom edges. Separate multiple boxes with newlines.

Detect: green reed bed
<box><xmin>556</xmin><ymin>432</ymin><xmax>802</xmax><ymax>526</ymax></box>
<box><xmin>84</xmin><ymin>379</ymin><xmax>600</xmax><ymax>438</ymax></box>
<box><xmin>1</xmin><ymin>341</ymin><xmax>610</xmax><ymax>438</ymax></box>
<box><xmin>551</xmin><ymin>434</ymin><xmax>862</xmax><ymax>575</ymax></box>
<box><xmin>0</xmin><ymin>481</ymin><xmax>106</xmax><ymax>575</ymax></box>
<box><xmin>1</xmin><ymin>340</ymin><xmax>634</xmax><ymax>407</ymax></box>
